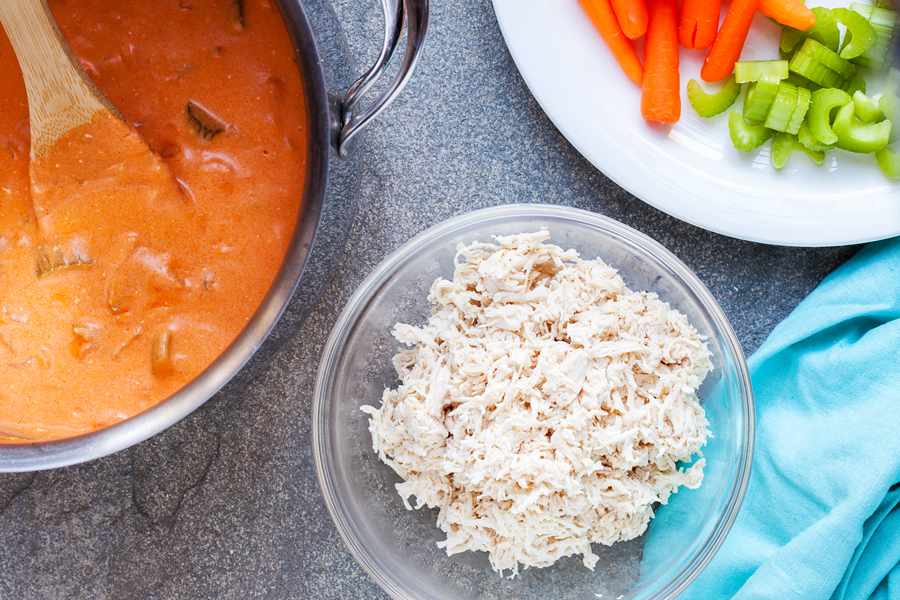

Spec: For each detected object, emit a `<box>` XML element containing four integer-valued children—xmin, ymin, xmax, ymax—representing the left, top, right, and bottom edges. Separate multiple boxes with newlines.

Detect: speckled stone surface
<box><xmin>0</xmin><ymin>0</ymin><xmax>860</xmax><ymax>598</ymax></box>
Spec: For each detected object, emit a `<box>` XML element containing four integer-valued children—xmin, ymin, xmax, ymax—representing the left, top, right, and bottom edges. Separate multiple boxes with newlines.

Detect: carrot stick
<box><xmin>678</xmin><ymin>0</ymin><xmax>722</xmax><ymax>50</ymax></box>
<box><xmin>700</xmin><ymin>0</ymin><xmax>761</xmax><ymax>81</ymax></box>
<box><xmin>578</xmin><ymin>0</ymin><xmax>644</xmax><ymax>85</ymax></box>
<box><xmin>641</xmin><ymin>0</ymin><xmax>680</xmax><ymax>123</ymax></box>
<box><xmin>757</xmin><ymin>0</ymin><xmax>815</xmax><ymax>31</ymax></box>
<box><xmin>610</xmin><ymin>0</ymin><xmax>649</xmax><ymax>39</ymax></box>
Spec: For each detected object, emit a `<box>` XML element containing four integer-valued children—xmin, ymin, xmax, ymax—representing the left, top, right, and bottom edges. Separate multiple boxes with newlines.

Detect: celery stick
<box><xmin>787</xmin><ymin>86</ymin><xmax>812</xmax><ymax>135</ymax></box>
<box><xmin>789</xmin><ymin>44</ymin><xmax>849</xmax><ymax>88</ymax></box>
<box><xmin>853</xmin><ymin>91</ymin><xmax>885</xmax><ymax>123</ymax></box>
<box><xmin>744</xmin><ymin>76</ymin><xmax>781</xmax><ymax>121</ymax></box>
<box><xmin>729</xmin><ymin>111</ymin><xmax>775</xmax><ymax>151</ymax></box>
<box><xmin>772</xmin><ymin>132</ymin><xmax>826</xmax><ymax>168</ymax></box>
<box><xmin>844</xmin><ymin>75</ymin><xmax>867</xmax><ymax>97</ymax></box>
<box><xmin>849</xmin><ymin>4</ymin><xmax>898</xmax><ymax>70</ymax></box>
<box><xmin>765</xmin><ymin>83</ymin><xmax>801</xmax><ymax>133</ymax></box>
<box><xmin>806</xmin><ymin>6</ymin><xmax>841</xmax><ymax>52</ymax></box>
<box><xmin>799</xmin><ymin>120</ymin><xmax>836</xmax><ymax>152</ymax></box>
<box><xmin>807</xmin><ymin>88</ymin><xmax>852</xmax><ymax>145</ymax></box>
<box><xmin>832</xmin><ymin>8</ymin><xmax>877</xmax><ymax>60</ymax></box>
<box><xmin>688</xmin><ymin>76</ymin><xmax>743</xmax><ymax>118</ymax></box>
<box><xmin>875</xmin><ymin>146</ymin><xmax>900</xmax><ymax>178</ymax></box>
<box><xmin>794</xmin><ymin>39</ymin><xmax>857</xmax><ymax>80</ymax></box>
<box><xmin>832</xmin><ymin>102</ymin><xmax>892</xmax><ymax>153</ymax></box>
<box><xmin>780</xmin><ymin>8</ymin><xmax>843</xmax><ymax>61</ymax></box>
<box><xmin>806</xmin><ymin>7</ymin><xmax>843</xmax><ymax>53</ymax></box>
<box><xmin>780</xmin><ymin>26</ymin><xmax>805</xmax><ymax>58</ymax></box>
<box><xmin>735</xmin><ymin>60</ymin><xmax>790</xmax><ymax>84</ymax></box>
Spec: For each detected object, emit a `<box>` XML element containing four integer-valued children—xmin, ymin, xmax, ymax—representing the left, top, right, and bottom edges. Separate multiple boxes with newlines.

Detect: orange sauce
<box><xmin>0</xmin><ymin>0</ymin><xmax>307</xmax><ymax>440</ymax></box>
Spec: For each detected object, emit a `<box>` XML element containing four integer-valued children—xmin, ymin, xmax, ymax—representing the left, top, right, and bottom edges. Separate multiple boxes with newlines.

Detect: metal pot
<box><xmin>0</xmin><ymin>0</ymin><xmax>429</xmax><ymax>472</ymax></box>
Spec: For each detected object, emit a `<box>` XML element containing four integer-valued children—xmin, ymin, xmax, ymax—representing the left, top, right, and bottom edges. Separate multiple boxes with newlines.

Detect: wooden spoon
<box><xmin>0</xmin><ymin>0</ymin><xmax>125</xmax><ymax>159</ymax></box>
<box><xmin>0</xmin><ymin>0</ymin><xmax>183</xmax><ymax>216</ymax></box>
<box><xmin>0</xmin><ymin>0</ymin><xmax>185</xmax><ymax>281</ymax></box>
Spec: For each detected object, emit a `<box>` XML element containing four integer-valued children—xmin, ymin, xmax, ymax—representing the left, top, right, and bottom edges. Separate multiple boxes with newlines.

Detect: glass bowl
<box><xmin>312</xmin><ymin>204</ymin><xmax>754</xmax><ymax>600</ymax></box>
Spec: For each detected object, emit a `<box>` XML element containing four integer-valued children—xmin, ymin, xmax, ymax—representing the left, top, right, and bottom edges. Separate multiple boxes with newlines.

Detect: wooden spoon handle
<box><xmin>0</xmin><ymin>0</ymin><xmax>122</xmax><ymax>158</ymax></box>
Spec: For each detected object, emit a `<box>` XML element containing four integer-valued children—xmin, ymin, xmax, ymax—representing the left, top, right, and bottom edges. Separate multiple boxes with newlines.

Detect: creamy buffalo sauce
<box><xmin>0</xmin><ymin>0</ymin><xmax>307</xmax><ymax>440</ymax></box>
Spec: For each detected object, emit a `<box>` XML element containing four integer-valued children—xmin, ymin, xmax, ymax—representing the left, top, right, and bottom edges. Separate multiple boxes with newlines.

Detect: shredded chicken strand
<box><xmin>362</xmin><ymin>231</ymin><xmax>712</xmax><ymax>577</ymax></box>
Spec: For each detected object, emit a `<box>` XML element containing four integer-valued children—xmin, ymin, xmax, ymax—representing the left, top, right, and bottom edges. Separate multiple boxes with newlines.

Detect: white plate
<box><xmin>491</xmin><ymin>0</ymin><xmax>900</xmax><ymax>246</ymax></box>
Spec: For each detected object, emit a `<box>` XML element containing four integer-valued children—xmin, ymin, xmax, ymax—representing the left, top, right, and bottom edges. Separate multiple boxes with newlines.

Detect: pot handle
<box><xmin>330</xmin><ymin>0</ymin><xmax>429</xmax><ymax>157</ymax></box>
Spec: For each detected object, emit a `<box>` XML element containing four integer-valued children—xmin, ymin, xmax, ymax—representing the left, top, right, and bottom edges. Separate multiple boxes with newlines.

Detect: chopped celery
<box><xmin>798</xmin><ymin>120</ymin><xmax>836</xmax><ymax>152</ymax></box>
<box><xmin>807</xmin><ymin>88</ymin><xmax>852</xmax><ymax>145</ymax></box>
<box><xmin>780</xmin><ymin>26</ymin><xmax>806</xmax><ymax>58</ymax></box>
<box><xmin>735</xmin><ymin>60</ymin><xmax>790</xmax><ymax>83</ymax></box>
<box><xmin>844</xmin><ymin>74</ymin><xmax>867</xmax><ymax>97</ymax></box>
<box><xmin>789</xmin><ymin>43</ymin><xmax>850</xmax><ymax>88</ymax></box>
<box><xmin>744</xmin><ymin>76</ymin><xmax>782</xmax><ymax>121</ymax></box>
<box><xmin>787</xmin><ymin>86</ymin><xmax>812</xmax><ymax>135</ymax></box>
<box><xmin>806</xmin><ymin>7</ymin><xmax>843</xmax><ymax>54</ymax></box>
<box><xmin>806</xmin><ymin>6</ymin><xmax>841</xmax><ymax>52</ymax></box>
<box><xmin>688</xmin><ymin>76</ymin><xmax>742</xmax><ymax>118</ymax></box>
<box><xmin>778</xmin><ymin>6</ymin><xmax>841</xmax><ymax>59</ymax></box>
<box><xmin>729</xmin><ymin>111</ymin><xmax>775</xmax><ymax>151</ymax></box>
<box><xmin>853</xmin><ymin>91</ymin><xmax>885</xmax><ymax>123</ymax></box>
<box><xmin>794</xmin><ymin>58</ymin><xmax>845</xmax><ymax>88</ymax></box>
<box><xmin>718</xmin><ymin>11</ymin><xmax>896</xmax><ymax>179</ymax></box>
<box><xmin>186</xmin><ymin>101</ymin><xmax>226</xmax><ymax>141</ymax></box>
<box><xmin>152</xmin><ymin>330</ymin><xmax>174</xmax><ymax>378</ymax></box>
<box><xmin>772</xmin><ymin>132</ymin><xmax>826</xmax><ymax>168</ymax></box>
<box><xmin>832</xmin><ymin>102</ymin><xmax>892</xmax><ymax>153</ymax></box>
<box><xmin>875</xmin><ymin>146</ymin><xmax>900</xmax><ymax>178</ymax></box>
<box><xmin>780</xmin><ymin>8</ymin><xmax>843</xmax><ymax>60</ymax></box>
<box><xmin>879</xmin><ymin>94</ymin><xmax>900</xmax><ymax>144</ymax></box>
<box><xmin>765</xmin><ymin>82</ymin><xmax>801</xmax><ymax>132</ymax></box>
<box><xmin>786</xmin><ymin>72</ymin><xmax>822</xmax><ymax>92</ymax></box>
<box><xmin>35</xmin><ymin>245</ymin><xmax>92</xmax><ymax>278</ymax></box>
<box><xmin>832</xmin><ymin>8</ymin><xmax>877</xmax><ymax>60</ymax></box>
<box><xmin>793</xmin><ymin>39</ymin><xmax>857</xmax><ymax>81</ymax></box>
<box><xmin>848</xmin><ymin>4</ymin><xmax>898</xmax><ymax>70</ymax></box>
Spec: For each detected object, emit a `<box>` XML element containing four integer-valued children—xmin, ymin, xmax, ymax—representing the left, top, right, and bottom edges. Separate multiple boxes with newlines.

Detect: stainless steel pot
<box><xmin>0</xmin><ymin>0</ymin><xmax>429</xmax><ymax>472</ymax></box>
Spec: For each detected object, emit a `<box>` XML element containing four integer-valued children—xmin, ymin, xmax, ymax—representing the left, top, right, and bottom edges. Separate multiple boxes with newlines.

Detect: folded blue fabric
<box><xmin>680</xmin><ymin>237</ymin><xmax>900</xmax><ymax>600</ymax></box>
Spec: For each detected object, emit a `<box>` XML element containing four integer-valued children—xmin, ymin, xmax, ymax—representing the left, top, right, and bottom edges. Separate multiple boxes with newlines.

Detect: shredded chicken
<box><xmin>362</xmin><ymin>231</ymin><xmax>712</xmax><ymax>576</ymax></box>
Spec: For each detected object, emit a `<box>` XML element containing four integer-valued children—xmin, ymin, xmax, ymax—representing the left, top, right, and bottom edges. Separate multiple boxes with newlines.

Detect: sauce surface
<box><xmin>0</xmin><ymin>0</ymin><xmax>307</xmax><ymax>439</ymax></box>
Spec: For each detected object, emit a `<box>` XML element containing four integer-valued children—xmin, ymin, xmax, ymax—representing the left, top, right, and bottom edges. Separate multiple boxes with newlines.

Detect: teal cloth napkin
<box><xmin>680</xmin><ymin>238</ymin><xmax>900</xmax><ymax>600</ymax></box>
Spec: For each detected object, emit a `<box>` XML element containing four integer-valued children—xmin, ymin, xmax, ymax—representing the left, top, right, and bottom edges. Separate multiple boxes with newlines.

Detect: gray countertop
<box><xmin>0</xmin><ymin>0</ymin><xmax>860</xmax><ymax>598</ymax></box>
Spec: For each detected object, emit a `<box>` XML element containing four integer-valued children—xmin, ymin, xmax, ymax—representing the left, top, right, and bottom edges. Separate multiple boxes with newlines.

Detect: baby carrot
<box><xmin>610</xmin><ymin>0</ymin><xmax>650</xmax><ymax>39</ymax></box>
<box><xmin>757</xmin><ymin>0</ymin><xmax>816</xmax><ymax>30</ymax></box>
<box><xmin>578</xmin><ymin>0</ymin><xmax>644</xmax><ymax>85</ymax></box>
<box><xmin>678</xmin><ymin>0</ymin><xmax>722</xmax><ymax>49</ymax></box>
<box><xmin>701</xmin><ymin>0</ymin><xmax>761</xmax><ymax>81</ymax></box>
<box><xmin>641</xmin><ymin>0</ymin><xmax>680</xmax><ymax>123</ymax></box>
